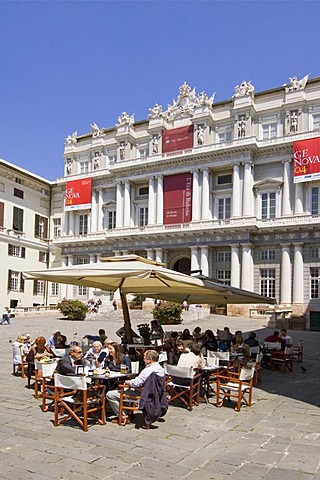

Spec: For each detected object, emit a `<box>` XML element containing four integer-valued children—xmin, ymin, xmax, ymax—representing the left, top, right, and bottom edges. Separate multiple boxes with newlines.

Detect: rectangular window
<box><xmin>8</xmin><ymin>244</ymin><xmax>25</xmax><ymax>258</ymax></box>
<box><xmin>13</xmin><ymin>207</ymin><xmax>24</xmax><ymax>232</ymax></box>
<box><xmin>218</xmin><ymin>131</ymin><xmax>232</xmax><ymax>143</ymax></box>
<box><xmin>108</xmin><ymin>211</ymin><xmax>116</xmax><ymax>230</ymax></box>
<box><xmin>14</xmin><ymin>187</ymin><xmax>24</xmax><ymax>199</ymax></box>
<box><xmin>39</xmin><ymin>251</ymin><xmax>48</xmax><ymax>262</ymax></box>
<box><xmin>51</xmin><ymin>282</ymin><xmax>59</xmax><ymax>296</ymax></box>
<box><xmin>79</xmin><ymin>161</ymin><xmax>89</xmax><ymax>174</ymax></box>
<box><xmin>217</xmin><ymin>251</ymin><xmax>231</xmax><ymax>262</ymax></box>
<box><xmin>139</xmin><ymin>207</ymin><xmax>148</xmax><ymax>227</ymax></box>
<box><xmin>260</xmin><ymin>249</ymin><xmax>276</xmax><ymax>261</ymax></box>
<box><xmin>35</xmin><ymin>214</ymin><xmax>48</xmax><ymax>239</ymax></box>
<box><xmin>312</xmin><ymin>187</ymin><xmax>319</xmax><ymax>215</ymax></box>
<box><xmin>139</xmin><ymin>146</ymin><xmax>149</xmax><ymax>158</ymax></box>
<box><xmin>217</xmin><ymin>270</ymin><xmax>231</xmax><ymax>285</ymax></box>
<box><xmin>218</xmin><ymin>197</ymin><xmax>231</xmax><ymax>220</ymax></box>
<box><xmin>138</xmin><ymin>186</ymin><xmax>149</xmax><ymax>196</ymax></box>
<box><xmin>262</xmin><ymin>123</ymin><xmax>277</xmax><ymax>139</ymax></box>
<box><xmin>76</xmin><ymin>257</ymin><xmax>89</xmax><ymax>265</ymax></box>
<box><xmin>261</xmin><ymin>192</ymin><xmax>276</xmax><ymax>219</ymax></box>
<box><xmin>313</xmin><ymin>114</ymin><xmax>320</xmax><ymax>131</ymax></box>
<box><xmin>15</xmin><ymin>178</ymin><xmax>22</xmax><ymax>184</ymax></box>
<box><xmin>53</xmin><ymin>218</ymin><xmax>61</xmax><ymax>237</ymax></box>
<box><xmin>108</xmin><ymin>151</ymin><xmax>117</xmax><ymax>164</ymax></box>
<box><xmin>79</xmin><ymin>215</ymin><xmax>88</xmax><ymax>235</ymax></box>
<box><xmin>310</xmin><ymin>247</ymin><xmax>320</xmax><ymax>260</ymax></box>
<box><xmin>260</xmin><ymin>268</ymin><xmax>276</xmax><ymax>297</ymax></box>
<box><xmin>310</xmin><ymin>267</ymin><xmax>320</xmax><ymax>299</ymax></box>
<box><xmin>0</xmin><ymin>182</ymin><xmax>4</xmax><ymax>192</ymax></box>
<box><xmin>8</xmin><ymin>270</ymin><xmax>24</xmax><ymax>292</ymax></box>
<box><xmin>78</xmin><ymin>286</ymin><xmax>88</xmax><ymax>296</ymax></box>
<box><xmin>217</xmin><ymin>174</ymin><xmax>232</xmax><ymax>185</ymax></box>
<box><xmin>33</xmin><ymin>280</ymin><xmax>45</xmax><ymax>295</ymax></box>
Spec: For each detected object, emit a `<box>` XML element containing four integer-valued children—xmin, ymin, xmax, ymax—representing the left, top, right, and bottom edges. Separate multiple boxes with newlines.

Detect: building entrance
<box><xmin>173</xmin><ymin>257</ymin><xmax>191</xmax><ymax>274</ymax></box>
<box><xmin>310</xmin><ymin>311</ymin><xmax>320</xmax><ymax>331</ymax></box>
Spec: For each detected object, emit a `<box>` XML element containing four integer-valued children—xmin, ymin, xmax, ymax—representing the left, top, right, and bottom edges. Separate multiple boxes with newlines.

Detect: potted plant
<box><xmin>152</xmin><ymin>301</ymin><xmax>183</xmax><ymax>325</ymax></box>
<box><xmin>129</xmin><ymin>295</ymin><xmax>144</xmax><ymax>310</ymax></box>
<box><xmin>137</xmin><ymin>323</ymin><xmax>151</xmax><ymax>344</ymax></box>
<box><xmin>57</xmin><ymin>299</ymin><xmax>87</xmax><ymax>321</ymax></box>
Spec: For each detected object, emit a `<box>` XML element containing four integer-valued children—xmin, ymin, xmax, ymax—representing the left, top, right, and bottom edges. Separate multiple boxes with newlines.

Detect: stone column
<box><xmin>230</xmin><ymin>245</ymin><xmax>240</xmax><ymax>288</ymax></box>
<box><xmin>293</xmin><ymin>243</ymin><xmax>304</xmax><ymax>304</ymax></box>
<box><xmin>201</xmin><ymin>169</ymin><xmax>210</xmax><ymax>220</ymax></box>
<box><xmin>65</xmin><ymin>255</ymin><xmax>74</xmax><ymax>298</ymax></box>
<box><xmin>294</xmin><ymin>183</ymin><xmax>304</xmax><ymax>215</ymax></box>
<box><xmin>97</xmin><ymin>190</ymin><xmax>104</xmax><ymax>232</ymax></box>
<box><xmin>190</xmin><ymin>246</ymin><xmax>200</xmax><ymax>272</ymax></box>
<box><xmin>280</xmin><ymin>244</ymin><xmax>292</xmax><ymax>304</ymax></box>
<box><xmin>146</xmin><ymin>249</ymin><xmax>154</xmax><ymax>261</ymax></box>
<box><xmin>192</xmin><ymin>170</ymin><xmax>200</xmax><ymax>221</ymax></box>
<box><xmin>200</xmin><ymin>246</ymin><xmax>209</xmax><ymax>277</ymax></box>
<box><xmin>123</xmin><ymin>181</ymin><xmax>131</xmax><ymax>228</ymax></box>
<box><xmin>282</xmin><ymin>160</ymin><xmax>292</xmax><ymax>216</ymax></box>
<box><xmin>148</xmin><ymin>177</ymin><xmax>155</xmax><ymax>225</ymax></box>
<box><xmin>242</xmin><ymin>162</ymin><xmax>253</xmax><ymax>217</ymax></box>
<box><xmin>232</xmin><ymin>164</ymin><xmax>241</xmax><ymax>218</ymax></box>
<box><xmin>68</xmin><ymin>212</ymin><xmax>75</xmax><ymax>235</ymax></box>
<box><xmin>62</xmin><ymin>212</ymin><xmax>68</xmax><ymax>236</ymax></box>
<box><xmin>91</xmin><ymin>190</ymin><xmax>97</xmax><ymax>232</ymax></box>
<box><xmin>156</xmin><ymin>176</ymin><xmax>163</xmax><ymax>225</ymax></box>
<box><xmin>155</xmin><ymin>248</ymin><xmax>163</xmax><ymax>263</ymax></box>
<box><xmin>241</xmin><ymin>244</ymin><xmax>254</xmax><ymax>291</ymax></box>
<box><xmin>116</xmin><ymin>182</ymin><xmax>123</xmax><ymax>228</ymax></box>
<box><xmin>60</xmin><ymin>256</ymin><xmax>68</xmax><ymax>299</ymax></box>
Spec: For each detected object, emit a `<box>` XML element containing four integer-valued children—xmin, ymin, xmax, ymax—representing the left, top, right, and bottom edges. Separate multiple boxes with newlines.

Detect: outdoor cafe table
<box><xmin>201</xmin><ymin>365</ymin><xmax>224</xmax><ymax>402</ymax></box>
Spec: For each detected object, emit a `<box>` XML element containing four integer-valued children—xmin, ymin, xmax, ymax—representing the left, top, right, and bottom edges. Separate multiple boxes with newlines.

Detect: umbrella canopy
<box><xmin>24</xmin><ymin>255</ymin><xmax>275</xmax><ymax>341</ymax></box>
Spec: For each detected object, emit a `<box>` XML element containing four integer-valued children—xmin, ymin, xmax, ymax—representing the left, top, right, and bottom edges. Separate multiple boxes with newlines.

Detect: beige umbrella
<box><xmin>24</xmin><ymin>255</ymin><xmax>276</xmax><ymax>342</ymax></box>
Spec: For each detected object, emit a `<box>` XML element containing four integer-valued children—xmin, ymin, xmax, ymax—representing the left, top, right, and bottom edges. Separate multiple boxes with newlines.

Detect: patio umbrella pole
<box><xmin>120</xmin><ymin>291</ymin><xmax>133</xmax><ymax>344</ymax></box>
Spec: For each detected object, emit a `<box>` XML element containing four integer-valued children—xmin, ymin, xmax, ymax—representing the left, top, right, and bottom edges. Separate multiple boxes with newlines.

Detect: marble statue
<box><xmin>233</xmin><ymin>81</ymin><xmax>255</xmax><ymax>98</ymax></box>
<box><xmin>116</xmin><ymin>111</ymin><xmax>134</xmax><ymax>127</ymax></box>
<box><xmin>93</xmin><ymin>152</ymin><xmax>100</xmax><ymax>169</ymax></box>
<box><xmin>119</xmin><ymin>141</ymin><xmax>126</xmax><ymax>160</ymax></box>
<box><xmin>91</xmin><ymin>122</ymin><xmax>105</xmax><ymax>138</ymax></box>
<box><xmin>284</xmin><ymin>74</ymin><xmax>308</xmax><ymax>92</ymax></box>
<box><xmin>152</xmin><ymin>135</ymin><xmax>159</xmax><ymax>154</ymax></box>
<box><xmin>65</xmin><ymin>131</ymin><xmax>77</xmax><ymax>146</ymax></box>
<box><xmin>197</xmin><ymin>125</ymin><xmax>204</xmax><ymax>145</ymax></box>
<box><xmin>290</xmin><ymin>112</ymin><xmax>298</xmax><ymax>133</ymax></box>
<box><xmin>148</xmin><ymin>103</ymin><xmax>163</xmax><ymax>119</ymax></box>
<box><xmin>66</xmin><ymin>158</ymin><xmax>72</xmax><ymax>175</ymax></box>
<box><xmin>238</xmin><ymin>116</ymin><xmax>246</xmax><ymax>137</ymax></box>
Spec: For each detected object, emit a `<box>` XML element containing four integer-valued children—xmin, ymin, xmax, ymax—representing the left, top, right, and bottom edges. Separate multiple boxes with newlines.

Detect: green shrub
<box><xmin>152</xmin><ymin>301</ymin><xmax>183</xmax><ymax>325</ymax></box>
<box><xmin>57</xmin><ymin>299</ymin><xmax>87</xmax><ymax>320</ymax></box>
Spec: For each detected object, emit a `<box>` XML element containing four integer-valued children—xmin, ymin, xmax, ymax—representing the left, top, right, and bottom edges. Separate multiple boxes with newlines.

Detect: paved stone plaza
<box><xmin>1</xmin><ymin>312</ymin><xmax>320</xmax><ymax>480</ymax></box>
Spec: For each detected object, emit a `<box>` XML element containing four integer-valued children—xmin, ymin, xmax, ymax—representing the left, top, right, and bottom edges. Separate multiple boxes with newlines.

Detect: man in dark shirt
<box><xmin>57</xmin><ymin>345</ymin><xmax>86</xmax><ymax>375</ymax></box>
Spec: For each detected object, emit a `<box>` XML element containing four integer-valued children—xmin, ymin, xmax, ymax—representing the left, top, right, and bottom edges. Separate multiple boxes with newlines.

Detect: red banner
<box><xmin>163</xmin><ymin>173</ymin><xmax>193</xmax><ymax>224</ymax></box>
<box><xmin>65</xmin><ymin>178</ymin><xmax>92</xmax><ymax>211</ymax></box>
<box><xmin>294</xmin><ymin>137</ymin><xmax>320</xmax><ymax>183</ymax></box>
<box><xmin>162</xmin><ymin>125</ymin><xmax>193</xmax><ymax>153</ymax></box>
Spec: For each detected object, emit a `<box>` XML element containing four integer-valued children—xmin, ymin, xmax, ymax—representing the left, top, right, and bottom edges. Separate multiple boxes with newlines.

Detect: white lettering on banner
<box><xmin>66</xmin><ymin>187</ymin><xmax>80</xmax><ymax>200</ymax></box>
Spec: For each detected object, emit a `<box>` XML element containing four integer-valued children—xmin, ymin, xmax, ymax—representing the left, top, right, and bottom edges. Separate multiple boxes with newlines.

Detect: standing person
<box><xmin>106</xmin><ymin>349</ymin><xmax>165</xmax><ymax>426</ymax></box>
<box><xmin>1</xmin><ymin>306</ymin><xmax>10</xmax><ymax>325</ymax></box>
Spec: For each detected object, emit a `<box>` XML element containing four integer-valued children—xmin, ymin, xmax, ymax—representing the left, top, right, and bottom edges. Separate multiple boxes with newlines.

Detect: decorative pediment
<box><xmin>254</xmin><ymin>177</ymin><xmax>283</xmax><ymax>191</ymax></box>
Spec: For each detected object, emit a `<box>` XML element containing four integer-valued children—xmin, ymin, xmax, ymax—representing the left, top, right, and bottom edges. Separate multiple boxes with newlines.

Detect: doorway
<box><xmin>310</xmin><ymin>311</ymin><xmax>320</xmax><ymax>331</ymax></box>
<box><xmin>173</xmin><ymin>257</ymin><xmax>191</xmax><ymax>274</ymax></box>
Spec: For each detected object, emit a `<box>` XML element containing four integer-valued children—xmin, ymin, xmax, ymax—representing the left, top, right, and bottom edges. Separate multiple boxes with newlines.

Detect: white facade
<box><xmin>2</xmin><ymin>75</ymin><xmax>320</xmax><ymax>329</ymax></box>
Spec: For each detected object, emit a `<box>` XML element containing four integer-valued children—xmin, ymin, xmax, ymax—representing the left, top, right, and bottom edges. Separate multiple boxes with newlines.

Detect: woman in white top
<box><xmin>177</xmin><ymin>344</ymin><xmax>206</xmax><ymax>371</ymax></box>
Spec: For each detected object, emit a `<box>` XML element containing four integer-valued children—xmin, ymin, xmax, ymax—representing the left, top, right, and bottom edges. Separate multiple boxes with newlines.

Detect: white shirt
<box><xmin>129</xmin><ymin>362</ymin><xmax>164</xmax><ymax>388</ymax></box>
<box><xmin>177</xmin><ymin>351</ymin><xmax>205</xmax><ymax>370</ymax></box>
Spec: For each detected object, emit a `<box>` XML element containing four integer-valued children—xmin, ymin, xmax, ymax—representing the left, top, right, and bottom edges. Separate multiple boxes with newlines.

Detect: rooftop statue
<box><xmin>116</xmin><ymin>111</ymin><xmax>134</xmax><ymax>127</ymax></box>
<box><xmin>233</xmin><ymin>80</ymin><xmax>255</xmax><ymax>98</ymax></box>
<box><xmin>91</xmin><ymin>122</ymin><xmax>105</xmax><ymax>138</ymax></box>
<box><xmin>148</xmin><ymin>103</ymin><xmax>163</xmax><ymax>119</ymax></box>
<box><xmin>162</xmin><ymin>82</ymin><xmax>214</xmax><ymax>121</ymax></box>
<box><xmin>284</xmin><ymin>74</ymin><xmax>309</xmax><ymax>92</ymax></box>
<box><xmin>65</xmin><ymin>131</ymin><xmax>78</xmax><ymax>146</ymax></box>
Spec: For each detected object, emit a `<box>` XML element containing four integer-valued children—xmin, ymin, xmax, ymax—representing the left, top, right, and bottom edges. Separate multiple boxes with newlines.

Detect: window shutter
<box><xmin>8</xmin><ymin>270</ymin><xmax>12</xmax><ymax>290</ymax></box>
<box><xmin>33</xmin><ymin>280</ymin><xmax>38</xmax><ymax>294</ymax></box>
<box><xmin>44</xmin><ymin>217</ymin><xmax>48</xmax><ymax>239</ymax></box>
<box><xmin>35</xmin><ymin>214</ymin><xmax>40</xmax><ymax>238</ymax></box>
<box><xmin>21</xmin><ymin>247</ymin><xmax>26</xmax><ymax>258</ymax></box>
<box><xmin>20</xmin><ymin>273</ymin><xmax>25</xmax><ymax>292</ymax></box>
<box><xmin>13</xmin><ymin>207</ymin><xmax>23</xmax><ymax>232</ymax></box>
<box><xmin>0</xmin><ymin>202</ymin><xmax>4</xmax><ymax>227</ymax></box>
<box><xmin>8</xmin><ymin>244</ymin><xmax>13</xmax><ymax>255</ymax></box>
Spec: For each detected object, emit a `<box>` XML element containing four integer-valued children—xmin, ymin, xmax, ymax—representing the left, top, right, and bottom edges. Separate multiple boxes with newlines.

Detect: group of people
<box><xmin>87</xmin><ymin>298</ymin><xmax>102</xmax><ymax>313</ymax></box>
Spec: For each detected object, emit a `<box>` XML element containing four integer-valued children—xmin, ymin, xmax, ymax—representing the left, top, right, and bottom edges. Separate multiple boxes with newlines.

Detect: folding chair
<box><xmin>208</xmin><ymin>351</ymin><xmax>230</xmax><ymax>366</ymax></box>
<box><xmin>292</xmin><ymin>342</ymin><xmax>303</xmax><ymax>362</ymax></box>
<box><xmin>215</xmin><ymin>365</ymin><xmax>255</xmax><ymax>412</ymax></box>
<box><xmin>34</xmin><ymin>360</ymin><xmax>58</xmax><ymax>411</ymax></box>
<box><xmin>165</xmin><ymin>365</ymin><xmax>201</xmax><ymax>411</ymax></box>
<box><xmin>118</xmin><ymin>385</ymin><xmax>143</xmax><ymax>426</ymax></box>
<box><xmin>270</xmin><ymin>347</ymin><xmax>293</xmax><ymax>372</ymax></box>
<box><xmin>252</xmin><ymin>353</ymin><xmax>263</xmax><ymax>384</ymax></box>
<box><xmin>54</xmin><ymin>373</ymin><xmax>106</xmax><ymax>432</ymax></box>
<box><xmin>12</xmin><ymin>344</ymin><xmax>27</xmax><ymax>378</ymax></box>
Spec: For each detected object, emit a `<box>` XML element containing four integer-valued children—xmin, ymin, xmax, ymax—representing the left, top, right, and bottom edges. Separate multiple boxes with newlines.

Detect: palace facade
<box><xmin>2</xmin><ymin>75</ymin><xmax>320</xmax><ymax>329</ymax></box>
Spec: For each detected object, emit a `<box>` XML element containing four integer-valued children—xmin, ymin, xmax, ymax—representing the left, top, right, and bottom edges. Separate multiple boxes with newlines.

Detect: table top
<box><xmin>126</xmin><ymin>344</ymin><xmax>154</xmax><ymax>349</ymax></box>
<box><xmin>90</xmin><ymin>371</ymin><xmax>128</xmax><ymax>380</ymax></box>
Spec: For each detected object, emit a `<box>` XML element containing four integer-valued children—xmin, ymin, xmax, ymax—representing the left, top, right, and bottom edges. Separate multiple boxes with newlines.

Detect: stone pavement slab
<box><xmin>1</xmin><ymin>313</ymin><xmax>320</xmax><ymax>479</ymax></box>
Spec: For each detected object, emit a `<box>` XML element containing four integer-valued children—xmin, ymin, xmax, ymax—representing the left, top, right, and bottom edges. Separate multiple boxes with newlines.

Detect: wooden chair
<box><xmin>208</xmin><ymin>351</ymin><xmax>230</xmax><ymax>366</ymax></box>
<box><xmin>165</xmin><ymin>365</ymin><xmax>201</xmax><ymax>411</ymax></box>
<box><xmin>118</xmin><ymin>385</ymin><xmax>142</xmax><ymax>426</ymax></box>
<box><xmin>12</xmin><ymin>344</ymin><xmax>28</xmax><ymax>378</ymax></box>
<box><xmin>251</xmin><ymin>353</ymin><xmax>263</xmax><ymax>384</ymax></box>
<box><xmin>292</xmin><ymin>343</ymin><xmax>303</xmax><ymax>362</ymax></box>
<box><xmin>270</xmin><ymin>347</ymin><xmax>293</xmax><ymax>372</ymax></box>
<box><xmin>53</xmin><ymin>373</ymin><xmax>106</xmax><ymax>432</ymax></box>
<box><xmin>215</xmin><ymin>365</ymin><xmax>255</xmax><ymax>412</ymax></box>
<box><xmin>34</xmin><ymin>360</ymin><xmax>58</xmax><ymax>411</ymax></box>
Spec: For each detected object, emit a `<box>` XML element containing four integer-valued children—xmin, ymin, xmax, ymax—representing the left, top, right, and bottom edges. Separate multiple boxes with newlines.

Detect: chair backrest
<box><xmin>284</xmin><ymin>347</ymin><xmax>293</xmax><ymax>355</ymax></box>
<box><xmin>54</xmin><ymin>373</ymin><xmax>88</xmax><ymax>390</ymax></box>
<box><xmin>250</xmin><ymin>346</ymin><xmax>260</xmax><ymax>356</ymax></box>
<box><xmin>208</xmin><ymin>351</ymin><xmax>230</xmax><ymax>361</ymax></box>
<box><xmin>131</xmin><ymin>361</ymin><xmax>140</xmax><ymax>374</ymax></box>
<box><xmin>265</xmin><ymin>342</ymin><xmax>282</xmax><ymax>350</ymax></box>
<box><xmin>165</xmin><ymin>365</ymin><xmax>194</xmax><ymax>379</ymax></box>
<box><xmin>255</xmin><ymin>353</ymin><xmax>263</xmax><ymax>364</ymax></box>
<box><xmin>239</xmin><ymin>366</ymin><xmax>255</xmax><ymax>381</ymax></box>
<box><xmin>158</xmin><ymin>351</ymin><xmax>168</xmax><ymax>363</ymax></box>
<box><xmin>206</xmin><ymin>356</ymin><xmax>219</xmax><ymax>367</ymax></box>
<box><xmin>12</xmin><ymin>343</ymin><xmax>24</xmax><ymax>357</ymax></box>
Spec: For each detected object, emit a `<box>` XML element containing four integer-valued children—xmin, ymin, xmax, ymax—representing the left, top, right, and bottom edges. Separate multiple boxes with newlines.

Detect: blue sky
<box><xmin>0</xmin><ymin>0</ymin><xmax>319</xmax><ymax>181</ymax></box>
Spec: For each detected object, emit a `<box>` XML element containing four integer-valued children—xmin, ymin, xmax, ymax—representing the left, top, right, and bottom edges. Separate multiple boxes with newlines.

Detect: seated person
<box><xmin>179</xmin><ymin>328</ymin><xmax>194</xmax><ymax>350</ymax></box>
<box><xmin>116</xmin><ymin>325</ymin><xmax>140</xmax><ymax>344</ymax></box>
<box><xmin>150</xmin><ymin>320</ymin><xmax>164</xmax><ymax>343</ymax></box>
<box><xmin>106</xmin><ymin>349</ymin><xmax>164</xmax><ymax>424</ymax></box>
<box><xmin>193</xmin><ymin>327</ymin><xmax>204</xmax><ymax>343</ymax></box>
<box><xmin>83</xmin><ymin>328</ymin><xmax>107</xmax><ymax>344</ymax></box>
<box><xmin>244</xmin><ymin>331</ymin><xmax>260</xmax><ymax>348</ymax></box>
<box><xmin>45</xmin><ymin>331</ymin><xmax>62</xmax><ymax>348</ymax></box>
<box><xmin>99</xmin><ymin>341</ymin><xmax>131</xmax><ymax>373</ymax></box>
<box><xmin>177</xmin><ymin>343</ymin><xmax>205</xmax><ymax>371</ymax></box>
<box><xmin>84</xmin><ymin>341</ymin><xmax>103</xmax><ymax>368</ymax></box>
<box><xmin>233</xmin><ymin>336</ymin><xmax>250</xmax><ymax>357</ymax></box>
<box><xmin>264</xmin><ymin>331</ymin><xmax>286</xmax><ymax>349</ymax></box>
<box><xmin>26</xmin><ymin>336</ymin><xmax>53</xmax><ymax>384</ymax></box>
<box><xmin>57</xmin><ymin>345</ymin><xmax>86</xmax><ymax>375</ymax></box>
<box><xmin>54</xmin><ymin>334</ymin><xmax>69</xmax><ymax>349</ymax></box>
<box><xmin>202</xmin><ymin>330</ymin><xmax>218</xmax><ymax>353</ymax></box>
<box><xmin>12</xmin><ymin>335</ymin><xmax>27</xmax><ymax>366</ymax></box>
<box><xmin>167</xmin><ymin>340</ymin><xmax>185</xmax><ymax>365</ymax></box>
<box><xmin>279</xmin><ymin>328</ymin><xmax>293</xmax><ymax>347</ymax></box>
